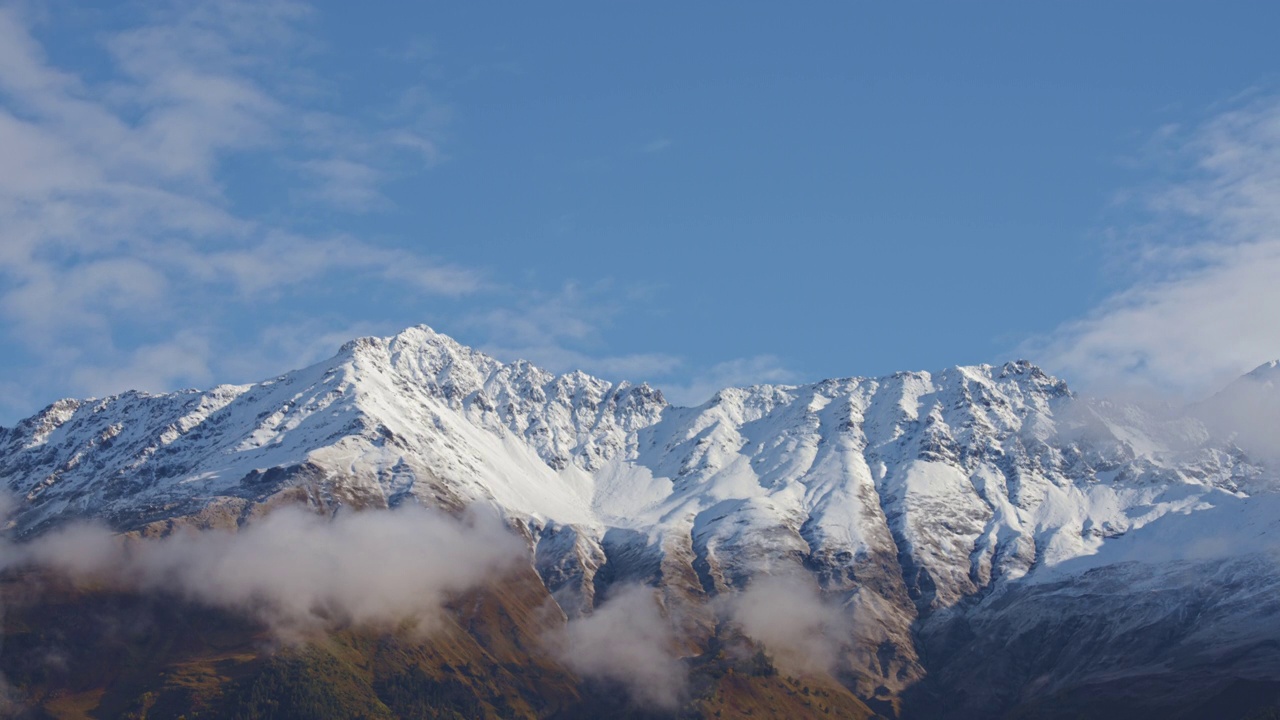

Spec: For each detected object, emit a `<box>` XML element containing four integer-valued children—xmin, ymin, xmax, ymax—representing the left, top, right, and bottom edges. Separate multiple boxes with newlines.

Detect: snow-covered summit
<box><xmin>4</xmin><ymin>326</ymin><xmax>1278</xmax><ymax>712</ymax></box>
<box><xmin>1245</xmin><ymin>358</ymin><xmax>1280</xmax><ymax>380</ymax></box>
<box><xmin>4</xmin><ymin>325</ymin><xmax>1280</xmax><ymax>700</ymax></box>
<box><xmin>0</xmin><ymin>325</ymin><xmax>671</xmax><ymax>531</ymax></box>
<box><xmin>2</xmin><ymin>327</ymin><xmax>1269</xmax><ymax>548</ymax></box>
<box><xmin>2</xmin><ymin>324</ymin><xmax>1268</xmax><ymax>589</ymax></box>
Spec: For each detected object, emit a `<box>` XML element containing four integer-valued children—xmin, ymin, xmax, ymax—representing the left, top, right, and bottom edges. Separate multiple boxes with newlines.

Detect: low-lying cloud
<box><xmin>2</xmin><ymin>505</ymin><xmax>526</xmax><ymax>637</ymax></box>
<box><xmin>2</xmin><ymin>500</ymin><xmax>870</xmax><ymax>712</ymax></box>
<box><xmin>545</xmin><ymin>577</ymin><xmax>858</xmax><ymax>709</ymax></box>
<box><xmin>548</xmin><ymin>584</ymin><xmax>687</xmax><ymax>709</ymax></box>
<box><xmin>727</xmin><ymin>576</ymin><xmax>852</xmax><ymax>676</ymax></box>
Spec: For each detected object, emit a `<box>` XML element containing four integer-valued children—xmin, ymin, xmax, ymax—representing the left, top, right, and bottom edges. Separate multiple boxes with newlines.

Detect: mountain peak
<box><xmin>392</xmin><ymin>323</ymin><xmax>462</xmax><ymax>348</ymax></box>
<box><xmin>1206</xmin><ymin>359</ymin><xmax>1280</xmax><ymax>402</ymax></box>
<box><xmin>1244</xmin><ymin>359</ymin><xmax>1280</xmax><ymax>382</ymax></box>
<box><xmin>3</xmin><ymin>325</ymin><xmax>1278</xmax><ymax>718</ymax></box>
<box><xmin>339</xmin><ymin>324</ymin><xmax>467</xmax><ymax>358</ymax></box>
<box><xmin>338</xmin><ymin>325</ymin><xmax>508</xmax><ymax>390</ymax></box>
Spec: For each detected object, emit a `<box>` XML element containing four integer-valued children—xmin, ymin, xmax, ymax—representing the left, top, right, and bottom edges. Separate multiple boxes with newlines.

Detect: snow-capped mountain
<box><xmin>3</xmin><ymin>325</ymin><xmax>1279</xmax><ymax>717</ymax></box>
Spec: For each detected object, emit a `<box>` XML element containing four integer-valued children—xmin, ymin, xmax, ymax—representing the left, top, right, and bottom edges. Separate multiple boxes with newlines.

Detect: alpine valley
<box><xmin>3</xmin><ymin>325</ymin><xmax>1280</xmax><ymax>719</ymax></box>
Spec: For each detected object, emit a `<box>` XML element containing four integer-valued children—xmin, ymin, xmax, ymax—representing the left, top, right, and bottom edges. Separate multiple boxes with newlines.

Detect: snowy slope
<box><xmin>0</xmin><ymin>327</ymin><xmax>666</xmax><ymax>533</ymax></box>
<box><xmin>2</xmin><ymin>325</ymin><xmax>1278</xmax><ymax>707</ymax></box>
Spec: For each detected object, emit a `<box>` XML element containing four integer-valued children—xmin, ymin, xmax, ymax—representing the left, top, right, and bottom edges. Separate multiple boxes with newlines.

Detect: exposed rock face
<box><xmin>3</xmin><ymin>325</ymin><xmax>1278</xmax><ymax>716</ymax></box>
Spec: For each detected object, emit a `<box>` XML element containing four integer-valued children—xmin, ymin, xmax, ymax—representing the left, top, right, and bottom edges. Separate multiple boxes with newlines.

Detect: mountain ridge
<box><xmin>3</xmin><ymin>324</ymin><xmax>1280</xmax><ymax>718</ymax></box>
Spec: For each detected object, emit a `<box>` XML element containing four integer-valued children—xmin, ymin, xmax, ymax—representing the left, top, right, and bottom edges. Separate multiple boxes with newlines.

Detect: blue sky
<box><xmin>2</xmin><ymin>1</ymin><xmax>1280</xmax><ymax>423</ymax></box>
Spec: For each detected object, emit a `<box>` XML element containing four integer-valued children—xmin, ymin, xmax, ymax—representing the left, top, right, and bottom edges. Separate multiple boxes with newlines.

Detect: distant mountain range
<box><xmin>4</xmin><ymin>325</ymin><xmax>1280</xmax><ymax>719</ymax></box>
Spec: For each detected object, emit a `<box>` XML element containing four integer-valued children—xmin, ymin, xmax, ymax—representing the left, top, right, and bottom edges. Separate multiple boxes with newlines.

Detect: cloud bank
<box><xmin>0</xmin><ymin>3</ymin><xmax>798</xmax><ymax>424</ymax></box>
<box><xmin>0</xmin><ymin>2</ymin><xmax>475</xmax><ymax>420</ymax></box>
<box><xmin>548</xmin><ymin>584</ymin><xmax>687</xmax><ymax>709</ymax></box>
<box><xmin>2</xmin><ymin>500</ymin><xmax>869</xmax><ymax>710</ymax></box>
<box><xmin>545</xmin><ymin>577</ymin><xmax>858</xmax><ymax>708</ymax></box>
<box><xmin>1030</xmin><ymin>94</ymin><xmax>1280</xmax><ymax>397</ymax></box>
<box><xmin>2</xmin><ymin>505</ymin><xmax>525</xmax><ymax>636</ymax></box>
<box><xmin>726</xmin><ymin>576</ymin><xmax>852</xmax><ymax>677</ymax></box>
<box><xmin>467</xmin><ymin>281</ymin><xmax>796</xmax><ymax>408</ymax></box>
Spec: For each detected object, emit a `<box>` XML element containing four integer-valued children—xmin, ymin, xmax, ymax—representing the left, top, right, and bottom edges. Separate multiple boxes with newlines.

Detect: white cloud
<box><xmin>0</xmin><ymin>3</ymin><xmax>476</xmax><ymax>416</ymax></box>
<box><xmin>726</xmin><ymin>575</ymin><xmax>851</xmax><ymax>676</ymax></box>
<box><xmin>3</xmin><ymin>505</ymin><xmax>526</xmax><ymax>638</ymax></box>
<box><xmin>547</xmin><ymin>584</ymin><xmax>686</xmax><ymax>709</ymax></box>
<box><xmin>0</xmin><ymin>3</ymin><xmax>791</xmax><ymax>424</ymax></box>
<box><xmin>468</xmin><ymin>282</ymin><xmax>683</xmax><ymax>382</ymax></box>
<box><xmin>659</xmin><ymin>355</ymin><xmax>797</xmax><ymax>407</ymax></box>
<box><xmin>69</xmin><ymin>330</ymin><xmax>215</xmax><ymax>396</ymax></box>
<box><xmin>1028</xmin><ymin>94</ymin><xmax>1280</xmax><ymax>396</ymax></box>
<box><xmin>295</xmin><ymin>158</ymin><xmax>388</xmax><ymax>212</ymax></box>
<box><xmin>251</xmin><ymin>319</ymin><xmax>402</xmax><ymax>373</ymax></box>
<box><xmin>460</xmin><ymin>282</ymin><xmax>798</xmax><ymax>402</ymax></box>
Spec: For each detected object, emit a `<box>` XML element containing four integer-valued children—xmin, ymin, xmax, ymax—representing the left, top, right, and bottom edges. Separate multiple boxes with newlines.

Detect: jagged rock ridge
<box><xmin>3</xmin><ymin>325</ymin><xmax>1279</xmax><ymax>718</ymax></box>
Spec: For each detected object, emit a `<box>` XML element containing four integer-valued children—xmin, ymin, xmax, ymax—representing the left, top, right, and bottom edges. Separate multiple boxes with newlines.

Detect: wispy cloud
<box><xmin>547</xmin><ymin>584</ymin><xmax>686</xmax><ymax>709</ymax></box>
<box><xmin>641</xmin><ymin>138</ymin><xmax>672</xmax><ymax>153</ymax></box>
<box><xmin>69</xmin><ymin>330</ymin><xmax>215</xmax><ymax>396</ymax></box>
<box><xmin>2</xmin><ymin>505</ymin><xmax>525</xmax><ymax>638</ymax></box>
<box><xmin>463</xmin><ymin>282</ymin><xmax>797</xmax><ymax>402</ymax></box>
<box><xmin>0</xmin><ymin>2</ymin><xmax>475</xmax><ymax>416</ymax></box>
<box><xmin>0</xmin><ymin>2</ymin><xmax>792</xmax><ymax>423</ymax></box>
<box><xmin>467</xmin><ymin>282</ymin><xmax>683</xmax><ymax>381</ymax></box>
<box><xmin>725</xmin><ymin>575</ymin><xmax>852</xmax><ymax>676</ymax></box>
<box><xmin>294</xmin><ymin>158</ymin><xmax>388</xmax><ymax>212</ymax></box>
<box><xmin>659</xmin><ymin>355</ymin><xmax>797</xmax><ymax>406</ymax></box>
<box><xmin>1027</xmin><ymin>93</ymin><xmax>1280</xmax><ymax>396</ymax></box>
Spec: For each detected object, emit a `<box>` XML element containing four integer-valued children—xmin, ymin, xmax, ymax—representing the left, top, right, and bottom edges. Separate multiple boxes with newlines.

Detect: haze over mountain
<box><xmin>3</xmin><ymin>325</ymin><xmax>1279</xmax><ymax>718</ymax></box>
